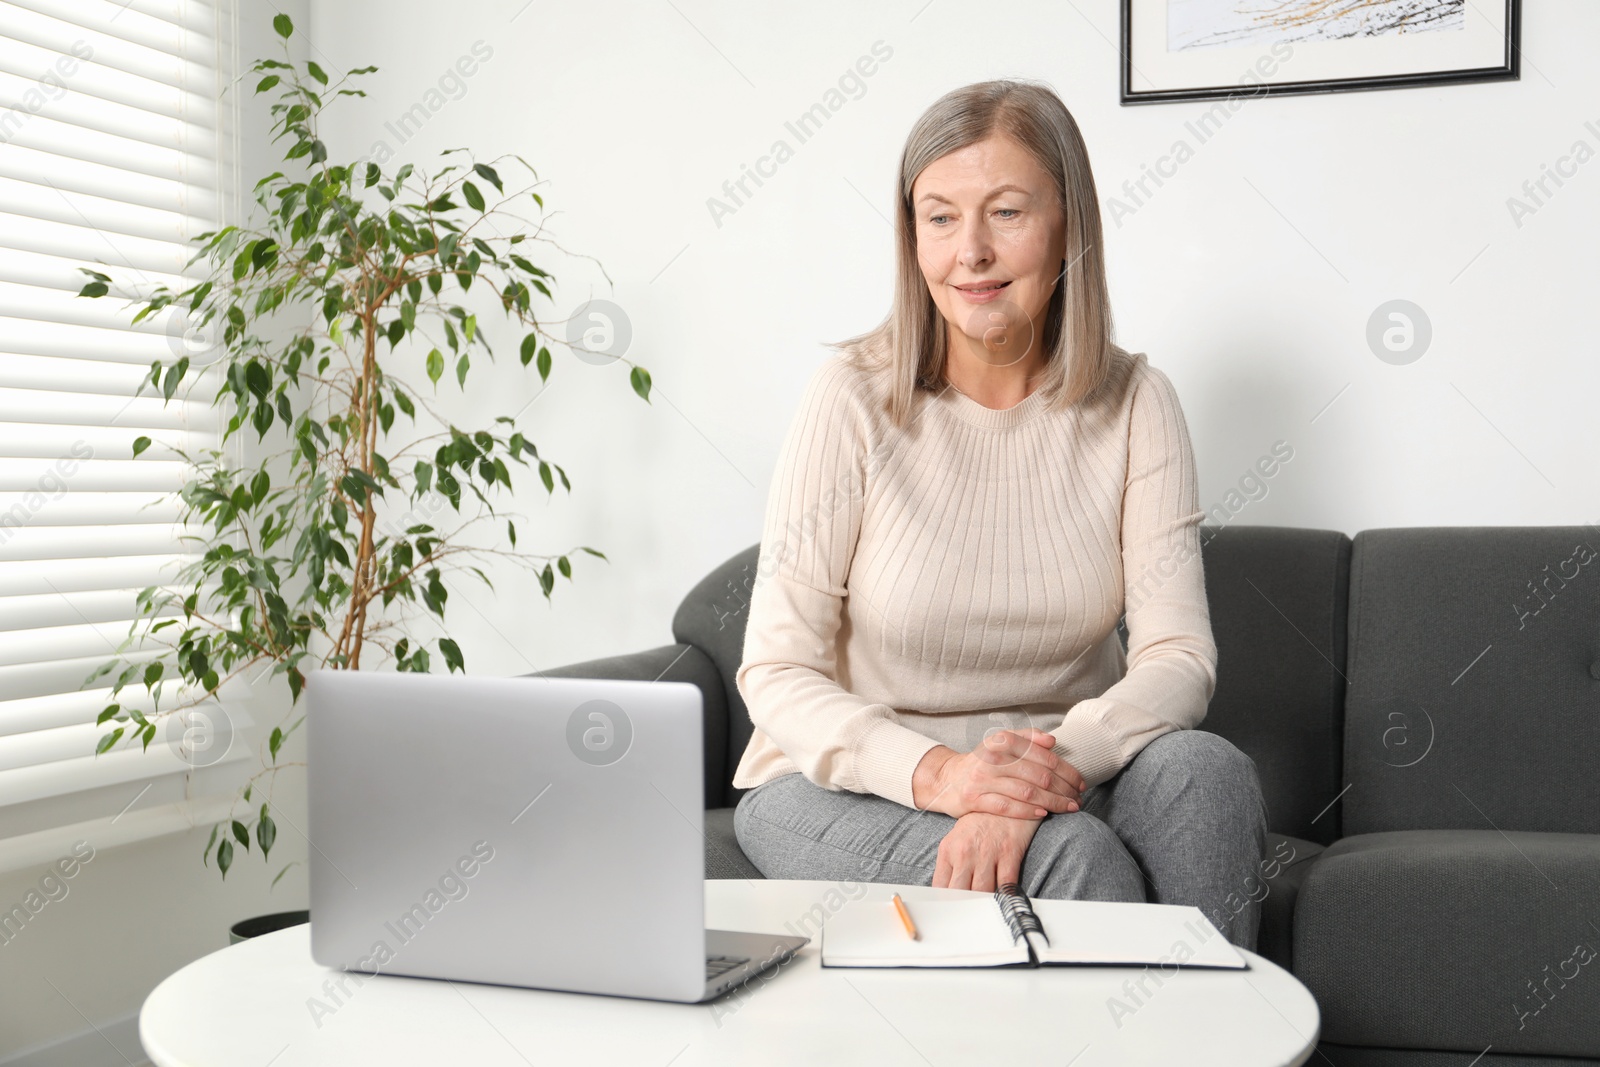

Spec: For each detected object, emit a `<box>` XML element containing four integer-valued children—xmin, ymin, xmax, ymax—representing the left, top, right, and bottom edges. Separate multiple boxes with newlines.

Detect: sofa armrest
<box><xmin>1294</xmin><ymin>829</ymin><xmax>1600</xmax><ymax>1057</ymax></box>
<box><xmin>527</xmin><ymin>643</ymin><xmax>730</xmax><ymax>809</ymax></box>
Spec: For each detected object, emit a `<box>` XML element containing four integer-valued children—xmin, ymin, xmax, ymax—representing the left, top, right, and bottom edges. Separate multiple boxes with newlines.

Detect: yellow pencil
<box><xmin>891</xmin><ymin>892</ymin><xmax>919</xmax><ymax>941</ymax></box>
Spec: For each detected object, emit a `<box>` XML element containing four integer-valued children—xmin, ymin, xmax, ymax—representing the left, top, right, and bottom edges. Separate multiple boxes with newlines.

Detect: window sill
<box><xmin>0</xmin><ymin>736</ymin><xmax>258</xmax><ymax>877</ymax></box>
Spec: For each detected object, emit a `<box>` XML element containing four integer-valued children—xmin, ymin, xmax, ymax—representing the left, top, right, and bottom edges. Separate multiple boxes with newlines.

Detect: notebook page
<box><xmin>1026</xmin><ymin>900</ymin><xmax>1246</xmax><ymax>969</ymax></box>
<box><xmin>820</xmin><ymin>897</ymin><xmax>1032</xmax><ymax>968</ymax></box>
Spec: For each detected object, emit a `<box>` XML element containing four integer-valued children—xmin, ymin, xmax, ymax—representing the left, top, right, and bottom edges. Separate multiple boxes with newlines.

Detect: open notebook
<box><xmin>821</xmin><ymin>884</ymin><xmax>1247</xmax><ymax>970</ymax></box>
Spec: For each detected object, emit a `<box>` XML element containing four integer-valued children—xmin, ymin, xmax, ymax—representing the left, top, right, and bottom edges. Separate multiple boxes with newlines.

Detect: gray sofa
<box><xmin>542</xmin><ymin>524</ymin><xmax>1600</xmax><ymax>1064</ymax></box>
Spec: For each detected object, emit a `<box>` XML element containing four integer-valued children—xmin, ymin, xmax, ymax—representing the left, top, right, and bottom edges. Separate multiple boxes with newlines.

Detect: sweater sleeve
<box><xmin>1049</xmin><ymin>360</ymin><xmax>1219</xmax><ymax>788</ymax></box>
<box><xmin>734</xmin><ymin>360</ymin><xmax>943</xmax><ymax>809</ymax></box>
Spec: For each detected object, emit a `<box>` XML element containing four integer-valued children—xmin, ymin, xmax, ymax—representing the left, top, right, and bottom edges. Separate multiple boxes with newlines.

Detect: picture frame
<box><xmin>1120</xmin><ymin>0</ymin><xmax>1521</xmax><ymax>104</ymax></box>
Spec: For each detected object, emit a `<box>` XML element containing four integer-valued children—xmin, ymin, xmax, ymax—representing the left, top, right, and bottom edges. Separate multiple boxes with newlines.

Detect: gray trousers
<box><xmin>733</xmin><ymin>729</ymin><xmax>1269</xmax><ymax>950</ymax></box>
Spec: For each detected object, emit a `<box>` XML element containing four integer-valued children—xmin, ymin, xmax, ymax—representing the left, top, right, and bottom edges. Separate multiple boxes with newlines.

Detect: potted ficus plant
<box><xmin>77</xmin><ymin>14</ymin><xmax>649</xmax><ymax>932</ymax></box>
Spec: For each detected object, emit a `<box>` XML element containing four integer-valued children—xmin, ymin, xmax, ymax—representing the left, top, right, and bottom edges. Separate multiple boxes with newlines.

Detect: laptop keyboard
<box><xmin>706</xmin><ymin>954</ymin><xmax>749</xmax><ymax>981</ymax></box>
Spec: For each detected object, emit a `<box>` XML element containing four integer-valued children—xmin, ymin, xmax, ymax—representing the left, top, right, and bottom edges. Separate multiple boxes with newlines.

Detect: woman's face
<box><xmin>911</xmin><ymin>133</ymin><xmax>1066</xmax><ymax>367</ymax></box>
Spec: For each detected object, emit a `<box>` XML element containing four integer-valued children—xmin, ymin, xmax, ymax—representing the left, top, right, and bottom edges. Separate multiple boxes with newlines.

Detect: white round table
<box><xmin>142</xmin><ymin>879</ymin><xmax>1319</xmax><ymax>1066</ymax></box>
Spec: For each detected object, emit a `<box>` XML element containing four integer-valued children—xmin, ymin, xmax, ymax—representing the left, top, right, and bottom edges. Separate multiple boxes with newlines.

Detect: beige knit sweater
<box><xmin>731</xmin><ymin>346</ymin><xmax>1218</xmax><ymax>811</ymax></box>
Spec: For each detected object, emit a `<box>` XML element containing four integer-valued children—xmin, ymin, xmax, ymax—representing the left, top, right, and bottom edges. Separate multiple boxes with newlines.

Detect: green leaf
<box><xmin>256</xmin><ymin>75</ymin><xmax>280</xmax><ymax>94</ymax></box>
<box><xmin>217</xmin><ymin>838</ymin><xmax>234</xmax><ymax>878</ymax></box>
<box><xmin>537</xmin><ymin>346</ymin><xmax>551</xmax><ymax>382</ymax></box>
<box><xmin>78</xmin><ymin>281</ymin><xmax>108</xmax><ymax>298</ymax></box>
<box><xmin>271</xmin><ymin>863</ymin><xmax>295</xmax><ymax>890</ymax></box>
<box><xmin>364</xmin><ymin>162</ymin><xmax>380</xmax><ymax>187</ymax></box>
<box><xmin>473</xmin><ymin>163</ymin><xmax>503</xmax><ymax>192</ymax></box>
<box><xmin>232</xmin><ymin>819</ymin><xmax>250</xmax><ymax>851</ymax></box>
<box><xmin>251</xmin><ymin>238</ymin><xmax>278</xmax><ymax>270</ymax></box>
<box><xmin>520</xmin><ymin>334</ymin><xmax>537</xmax><ymax>366</ymax></box>
<box><xmin>306</xmin><ymin>60</ymin><xmax>328</xmax><ymax>85</ymax></box>
<box><xmin>97</xmin><ymin>704</ymin><xmax>120</xmax><ymax>726</ymax></box>
<box><xmin>95</xmin><ymin>727</ymin><xmax>124</xmax><ymax>755</ymax></box>
<box><xmin>273</xmin><ymin>13</ymin><xmax>293</xmax><ymax>37</ymax></box>
<box><xmin>423</xmin><ymin>569</ymin><xmax>448</xmax><ymax>616</ymax></box>
<box><xmin>143</xmin><ymin>662</ymin><xmax>163</xmax><ymax>687</ymax></box>
<box><xmin>462</xmin><ymin>181</ymin><xmax>485</xmax><ymax>212</ymax></box>
<box><xmin>558</xmin><ymin>555</ymin><xmax>571</xmax><ymax>579</ymax></box>
<box><xmin>245</xmin><ymin>360</ymin><xmax>270</xmax><ymax>398</ymax></box>
<box><xmin>438</xmin><ymin>638</ymin><xmax>464</xmax><ymax>674</ymax></box>
<box><xmin>340</xmin><ymin>472</ymin><xmax>373</xmax><ymax>504</ymax></box>
<box><xmin>269</xmin><ymin>726</ymin><xmax>283</xmax><ymax>761</ymax></box>
<box><xmin>257</xmin><ymin>812</ymin><xmax>277</xmax><ymax>858</ymax></box>
<box><xmin>455</xmin><ymin>352</ymin><xmax>470</xmax><ymax>388</ymax></box>
<box><xmin>132</xmin><ymin>436</ymin><xmax>152</xmax><ymax>458</ymax></box>
<box><xmin>426</xmin><ymin>348</ymin><xmax>444</xmax><ymax>386</ymax></box>
<box><xmin>630</xmin><ymin>366</ymin><xmax>652</xmax><ymax>402</ymax></box>
<box><xmin>203</xmin><ymin>823</ymin><xmax>219</xmax><ymax>866</ymax></box>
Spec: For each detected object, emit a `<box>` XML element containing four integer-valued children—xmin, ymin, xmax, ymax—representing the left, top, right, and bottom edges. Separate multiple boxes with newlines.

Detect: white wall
<box><xmin>302</xmin><ymin>0</ymin><xmax>1600</xmax><ymax>686</ymax></box>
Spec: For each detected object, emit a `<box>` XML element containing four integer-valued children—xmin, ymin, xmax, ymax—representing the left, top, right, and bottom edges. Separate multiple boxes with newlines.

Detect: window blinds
<box><xmin>0</xmin><ymin>0</ymin><xmax>242</xmax><ymax>838</ymax></box>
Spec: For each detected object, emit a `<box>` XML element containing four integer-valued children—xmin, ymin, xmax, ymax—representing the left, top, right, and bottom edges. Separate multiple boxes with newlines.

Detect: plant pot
<box><xmin>229</xmin><ymin>910</ymin><xmax>309</xmax><ymax>945</ymax></box>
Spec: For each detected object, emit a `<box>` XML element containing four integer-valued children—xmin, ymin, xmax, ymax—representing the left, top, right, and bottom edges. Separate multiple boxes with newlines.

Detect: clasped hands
<box><xmin>910</xmin><ymin>728</ymin><xmax>1086</xmax><ymax>894</ymax></box>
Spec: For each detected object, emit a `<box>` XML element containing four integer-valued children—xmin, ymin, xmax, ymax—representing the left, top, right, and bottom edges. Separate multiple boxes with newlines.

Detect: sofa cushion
<box><xmin>1255</xmin><ymin>832</ymin><xmax>1323</xmax><ymax>972</ymax></box>
<box><xmin>673</xmin><ymin>544</ymin><xmax>762</xmax><ymax>808</ymax></box>
<box><xmin>1196</xmin><ymin>524</ymin><xmax>1351</xmax><ymax>844</ymax></box>
<box><xmin>1343</xmin><ymin>527</ymin><xmax>1600</xmax><ymax>836</ymax></box>
<box><xmin>706</xmin><ymin>806</ymin><xmax>763</xmax><ymax>880</ymax></box>
<box><xmin>1294</xmin><ymin>829</ymin><xmax>1600</xmax><ymax>1057</ymax></box>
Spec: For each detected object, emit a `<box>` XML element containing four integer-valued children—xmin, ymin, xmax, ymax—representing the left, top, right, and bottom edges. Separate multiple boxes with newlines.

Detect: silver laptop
<box><xmin>305</xmin><ymin>669</ymin><xmax>807</xmax><ymax>1003</ymax></box>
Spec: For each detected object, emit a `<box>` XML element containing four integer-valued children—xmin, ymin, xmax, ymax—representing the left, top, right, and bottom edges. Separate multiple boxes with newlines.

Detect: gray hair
<box><xmin>832</xmin><ymin>79</ymin><xmax>1119</xmax><ymax>427</ymax></box>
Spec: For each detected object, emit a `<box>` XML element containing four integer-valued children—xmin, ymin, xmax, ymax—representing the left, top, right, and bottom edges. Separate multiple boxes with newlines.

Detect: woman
<box><xmin>729</xmin><ymin>79</ymin><xmax>1268</xmax><ymax>948</ymax></box>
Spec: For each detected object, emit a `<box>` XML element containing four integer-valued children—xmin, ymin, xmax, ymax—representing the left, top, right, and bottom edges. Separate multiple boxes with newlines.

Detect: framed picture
<box><xmin>1121</xmin><ymin>0</ymin><xmax>1521</xmax><ymax>104</ymax></box>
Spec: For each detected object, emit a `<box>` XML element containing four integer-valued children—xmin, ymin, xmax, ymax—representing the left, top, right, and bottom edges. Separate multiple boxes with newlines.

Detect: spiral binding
<box><xmin>993</xmin><ymin>882</ymin><xmax>1048</xmax><ymax>947</ymax></box>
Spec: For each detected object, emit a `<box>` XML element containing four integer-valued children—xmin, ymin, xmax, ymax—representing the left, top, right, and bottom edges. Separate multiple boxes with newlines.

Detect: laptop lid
<box><xmin>305</xmin><ymin>670</ymin><xmax>709</xmax><ymax>1002</ymax></box>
